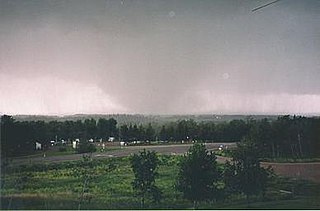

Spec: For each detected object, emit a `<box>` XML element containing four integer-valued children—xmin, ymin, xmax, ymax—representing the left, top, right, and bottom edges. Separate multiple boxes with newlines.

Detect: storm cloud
<box><xmin>0</xmin><ymin>0</ymin><xmax>319</xmax><ymax>115</ymax></box>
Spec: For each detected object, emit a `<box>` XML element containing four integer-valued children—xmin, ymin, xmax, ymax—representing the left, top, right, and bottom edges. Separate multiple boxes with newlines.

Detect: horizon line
<box><xmin>3</xmin><ymin>112</ymin><xmax>320</xmax><ymax>117</ymax></box>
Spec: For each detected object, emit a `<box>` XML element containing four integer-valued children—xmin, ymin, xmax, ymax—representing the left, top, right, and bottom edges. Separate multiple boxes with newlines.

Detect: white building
<box><xmin>35</xmin><ymin>142</ymin><xmax>42</xmax><ymax>150</ymax></box>
<box><xmin>72</xmin><ymin>139</ymin><xmax>80</xmax><ymax>149</ymax></box>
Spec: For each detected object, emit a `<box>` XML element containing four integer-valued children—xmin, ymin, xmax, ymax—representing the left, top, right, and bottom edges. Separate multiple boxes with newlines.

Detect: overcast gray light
<box><xmin>0</xmin><ymin>0</ymin><xmax>319</xmax><ymax>115</ymax></box>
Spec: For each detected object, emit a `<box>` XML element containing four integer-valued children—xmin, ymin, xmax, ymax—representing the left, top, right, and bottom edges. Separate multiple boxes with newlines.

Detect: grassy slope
<box><xmin>1</xmin><ymin>155</ymin><xmax>320</xmax><ymax>209</ymax></box>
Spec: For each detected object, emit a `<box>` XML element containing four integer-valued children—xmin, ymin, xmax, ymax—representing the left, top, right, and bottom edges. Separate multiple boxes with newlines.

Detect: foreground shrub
<box><xmin>76</xmin><ymin>141</ymin><xmax>96</xmax><ymax>154</ymax></box>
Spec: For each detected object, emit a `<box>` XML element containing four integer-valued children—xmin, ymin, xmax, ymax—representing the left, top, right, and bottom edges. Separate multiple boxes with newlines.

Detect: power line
<box><xmin>252</xmin><ymin>0</ymin><xmax>281</xmax><ymax>12</ymax></box>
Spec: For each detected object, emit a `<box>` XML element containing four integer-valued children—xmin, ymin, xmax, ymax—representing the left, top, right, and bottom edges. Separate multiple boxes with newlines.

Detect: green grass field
<box><xmin>1</xmin><ymin>155</ymin><xmax>320</xmax><ymax>209</ymax></box>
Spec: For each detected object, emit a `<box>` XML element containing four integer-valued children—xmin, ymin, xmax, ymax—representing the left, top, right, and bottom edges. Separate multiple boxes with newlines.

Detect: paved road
<box><xmin>10</xmin><ymin>143</ymin><xmax>236</xmax><ymax>165</ymax></box>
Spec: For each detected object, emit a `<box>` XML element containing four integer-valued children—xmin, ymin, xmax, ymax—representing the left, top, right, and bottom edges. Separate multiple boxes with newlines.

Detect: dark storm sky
<box><xmin>0</xmin><ymin>0</ymin><xmax>319</xmax><ymax>115</ymax></box>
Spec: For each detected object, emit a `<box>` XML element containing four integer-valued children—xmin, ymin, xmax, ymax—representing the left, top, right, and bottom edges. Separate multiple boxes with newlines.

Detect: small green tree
<box><xmin>130</xmin><ymin>149</ymin><xmax>162</xmax><ymax>208</ymax></box>
<box><xmin>72</xmin><ymin>155</ymin><xmax>116</xmax><ymax>210</ymax></box>
<box><xmin>176</xmin><ymin>143</ymin><xmax>221</xmax><ymax>209</ymax></box>
<box><xmin>224</xmin><ymin>140</ymin><xmax>270</xmax><ymax>204</ymax></box>
<box><xmin>72</xmin><ymin>154</ymin><xmax>96</xmax><ymax>210</ymax></box>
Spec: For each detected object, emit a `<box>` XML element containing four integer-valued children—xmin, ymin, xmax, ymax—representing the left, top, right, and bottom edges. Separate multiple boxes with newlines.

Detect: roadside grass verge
<box><xmin>261</xmin><ymin>157</ymin><xmax>320</xmax><ymax>163</ymax></box>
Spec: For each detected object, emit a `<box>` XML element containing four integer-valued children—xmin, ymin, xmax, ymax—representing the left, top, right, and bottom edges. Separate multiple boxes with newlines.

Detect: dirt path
<box><xmin>261</xmin><ymin>162</ymin><xmax>320</xmax><ymax>183</ymax></box>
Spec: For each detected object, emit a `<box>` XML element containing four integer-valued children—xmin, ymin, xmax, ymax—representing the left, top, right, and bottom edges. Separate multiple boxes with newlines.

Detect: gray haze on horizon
<box><xmin>0</xmin><ymin>0</ymin><xmax>320</xmax><ymax>115</ymax></box>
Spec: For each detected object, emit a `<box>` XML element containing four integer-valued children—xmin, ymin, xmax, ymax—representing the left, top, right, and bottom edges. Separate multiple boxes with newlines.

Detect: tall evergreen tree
<box><xmin>224</xmin><ymin>140</ymin><xmax>270</xmax><ymax>204</ymax></box>
<box><xmin>176</xmin><ymin>143</ymin><xmax>221</xmax><ymax>208</ymax></box>
<box><xmin>130</xmin><ymin>149</ymin><xmax>162</xmax><ymax>207</ymax></box>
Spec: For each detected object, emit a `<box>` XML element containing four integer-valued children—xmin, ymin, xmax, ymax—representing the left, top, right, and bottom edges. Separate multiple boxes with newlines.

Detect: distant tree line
<box><xmin>1</xmin><ymin>115</ymin><xmax>320</xmax><ymax>158</ymax></box>
<box><xmin>246</xmin><ymin>115</ymin><xmax>320</xmax><ymax>158</ymax></box>
<box><xmin>0</xmin><ymin>115</ymin><xmax>117</xmax><ymax>156</ymax></box>
<box><xmin>13</xmin><ymin>114</ymin><xmax>278</xmax><ymax>126</ymax></box>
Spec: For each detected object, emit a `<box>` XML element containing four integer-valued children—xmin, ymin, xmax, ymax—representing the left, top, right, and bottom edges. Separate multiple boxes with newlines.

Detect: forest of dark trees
<box><xmin>1</xmin><ymin>115</ymin><xmax>320</xmax><ymax>158</ymax></box>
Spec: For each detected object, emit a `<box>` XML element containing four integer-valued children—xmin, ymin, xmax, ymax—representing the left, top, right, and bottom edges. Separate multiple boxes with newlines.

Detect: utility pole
<box><xmin>298</xmin><ymin>133</ymin><xmax>303</xmax><ymax>158</ymax></box>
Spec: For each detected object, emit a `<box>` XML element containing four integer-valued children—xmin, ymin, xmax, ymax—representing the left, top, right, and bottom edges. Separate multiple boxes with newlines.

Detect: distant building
<box><xmin>72</xmin><ymin>139</ymin><xmax>80</xmax><ymax>149</ymax></box>
<box><xmin>120</xmin><ymin>141</ymin><xmax>127</xmax><ymax>147</ymax></box>
<box><xmin>35</xmin><ymin>142</ymin><xmax>42</xmax><ymax>150</ymax></box>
